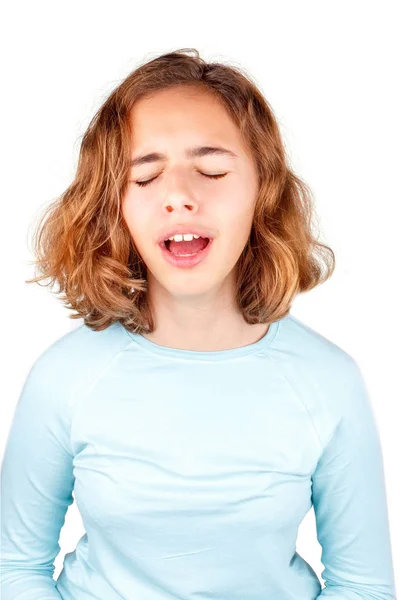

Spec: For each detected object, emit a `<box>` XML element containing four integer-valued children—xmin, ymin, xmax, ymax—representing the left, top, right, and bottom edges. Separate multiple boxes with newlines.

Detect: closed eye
<box><xmin>134</xmin><ymin>172</ymin><xmax>227</xmax><ymax>188</ymax></box>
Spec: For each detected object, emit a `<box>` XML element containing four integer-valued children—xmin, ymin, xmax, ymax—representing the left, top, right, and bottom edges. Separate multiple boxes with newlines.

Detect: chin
<box><xmin>165</xmin><ymin>283</ymin><xmax>214</xmax><ymax>298</ymax></box>
<box><xmin>156</xmin><ymin>276</ymin><xmax>218</xmax><ymax>298</ymax></box>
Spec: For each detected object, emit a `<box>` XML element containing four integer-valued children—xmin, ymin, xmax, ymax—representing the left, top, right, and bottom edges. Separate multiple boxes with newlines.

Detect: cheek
<box><xmin>225</xmin><ymin>178</ymin><xmax>256</xmax><ymax>217</ymax></box>
<box><xmin>121</xmin><ymin>197</ymin><xmax>151</xmax><ymax>244</ymax></box>
<box><xmin>225</xmin><ymin>206</ymin><xmax>255</xmax><ymax>256</ymax></box>
<box><xmin>219</xmin><ymin>224</ymin><xmax>251</xmax><ymax>267</ymax></box>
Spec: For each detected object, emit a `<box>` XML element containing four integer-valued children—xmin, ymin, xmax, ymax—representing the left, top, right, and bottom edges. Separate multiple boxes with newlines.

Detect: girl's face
<box><xmin>121</xmin><ymin>85</ymin><xmax>259</xmax><ymax>301</ymax></box>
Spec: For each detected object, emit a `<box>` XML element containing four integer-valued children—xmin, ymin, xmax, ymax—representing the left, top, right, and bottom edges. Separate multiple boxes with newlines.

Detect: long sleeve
<box><xmin>1</xmin><ymin>348</ymin><xmax>75</xmax><ymax>600</ymax></box>
<box><xmin>311</xmin><ymin>357</ymin><xmax>397</xmax><ymax>600</ymax></box>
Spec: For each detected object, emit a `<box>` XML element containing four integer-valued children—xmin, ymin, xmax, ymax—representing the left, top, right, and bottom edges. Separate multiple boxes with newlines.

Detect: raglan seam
<box><xmin>261</xmin><ymin>349</ymin><xmax>325</xmax><ymax>455</ymax></box>
<box><xmin>67</xmin><ymin>327</ymin><xmax>134</xmax><ymax>457</ymax></box>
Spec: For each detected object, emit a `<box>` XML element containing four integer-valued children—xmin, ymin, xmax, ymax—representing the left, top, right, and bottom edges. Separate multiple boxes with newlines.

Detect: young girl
<box><xmin>1</xmin><ymin>48</ymin><xmax>396</xmax><ymax>600</ymax></box>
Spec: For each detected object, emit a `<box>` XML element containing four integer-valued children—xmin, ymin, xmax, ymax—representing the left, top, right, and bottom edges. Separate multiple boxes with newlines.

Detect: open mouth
<box><xmin>159</xmin><ymin>236</ymin><xmax>214</xmax><ymax>268</ymax></box>
<box><xmin>163</xmin><ymin>236</ymin><xmax>211</xmax><ymax>256</ymax></box>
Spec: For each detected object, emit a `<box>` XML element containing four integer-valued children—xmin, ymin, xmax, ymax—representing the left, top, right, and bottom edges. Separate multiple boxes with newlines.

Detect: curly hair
<box><xmin>26</xmin><ymin>47</ymin><xmax>335</xmax><ymax>334</ymax></box>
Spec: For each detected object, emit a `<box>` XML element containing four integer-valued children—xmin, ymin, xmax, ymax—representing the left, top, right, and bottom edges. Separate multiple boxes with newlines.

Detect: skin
<box><xmin>121</xmin><ymin>84</ymin><xmax>270</xmax><ymax>351</ymax></box>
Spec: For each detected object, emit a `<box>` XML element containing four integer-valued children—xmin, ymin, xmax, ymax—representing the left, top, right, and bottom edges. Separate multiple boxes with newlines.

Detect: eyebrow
<box><xmin>130</xmin><ymin>145</ymin><xmax>239</xmax><ymax>167</ymax></box>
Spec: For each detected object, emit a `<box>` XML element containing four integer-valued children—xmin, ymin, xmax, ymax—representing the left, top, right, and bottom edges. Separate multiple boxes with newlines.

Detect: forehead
<box><xmin>129</xmin><ymin>86</ymin><xmax>244</xmax><ymax>150</ymax></box>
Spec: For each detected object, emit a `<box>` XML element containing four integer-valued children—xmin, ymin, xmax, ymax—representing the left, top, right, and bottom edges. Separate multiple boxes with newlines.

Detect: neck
<box><xmin>141</xmin><ymin>275</ymin><xmax>269</xmax><ymax>352</ymax></box>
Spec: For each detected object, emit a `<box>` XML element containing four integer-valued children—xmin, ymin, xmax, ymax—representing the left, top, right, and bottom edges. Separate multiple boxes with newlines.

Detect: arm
<box><xmin>312</xmin><ymin>357</ymin><xmax>397</xmax><ymax>599</ymax></box>
<box><xmin>1</xmin><ymin>350</ymin><xmax>75</xmax><ymax>600</ymax></box>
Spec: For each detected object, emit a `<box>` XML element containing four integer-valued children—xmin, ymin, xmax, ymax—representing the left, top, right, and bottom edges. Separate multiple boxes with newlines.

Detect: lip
<box><xmin>159</xmin><ymin>237</ymin><xmax>214</xmax><ymax>268</ymax></box>
<box><xmin>157</xmin><ymin>226</ymin><xmax>216</xmax><ymax>245</ymax></box>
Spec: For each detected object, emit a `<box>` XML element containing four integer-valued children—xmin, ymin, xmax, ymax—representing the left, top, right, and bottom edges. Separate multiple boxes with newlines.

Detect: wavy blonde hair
<box><xmin>26</xmin><ymin>47</ymin><xmax>335</xmax><ymax>334</ymax></box>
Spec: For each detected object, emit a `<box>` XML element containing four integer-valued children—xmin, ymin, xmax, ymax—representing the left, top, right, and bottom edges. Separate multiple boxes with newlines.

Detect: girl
<box><xmin>1</xmin><ymin>48</ymin><xmax>396</xmax><ymax>600</ymax></box>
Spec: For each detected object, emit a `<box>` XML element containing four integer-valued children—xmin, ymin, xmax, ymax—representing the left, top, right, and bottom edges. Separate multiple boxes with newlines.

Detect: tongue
<box><xmin>168</xmin><ymin>237</ymin><xmax>209</xmax><ymax>255</ymax></box>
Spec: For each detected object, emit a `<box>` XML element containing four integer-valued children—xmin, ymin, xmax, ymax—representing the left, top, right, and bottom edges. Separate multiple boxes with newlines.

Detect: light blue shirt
<box><xmin>1</xmin><ymin>313</ymin><xmax>396</xmax><ymax>599</ymax></box>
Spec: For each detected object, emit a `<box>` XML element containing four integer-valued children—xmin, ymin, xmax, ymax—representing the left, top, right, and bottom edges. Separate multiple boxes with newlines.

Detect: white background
<box><xmin>1</xmin><ymin>0</ymin><xmax>399</xmax><ymax>592</ymax></box>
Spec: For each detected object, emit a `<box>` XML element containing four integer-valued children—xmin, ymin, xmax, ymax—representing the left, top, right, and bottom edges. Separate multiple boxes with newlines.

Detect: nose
<box><xmin>162</xmin><ymin>194</ymin><xmax>199</xmax><ymax>214</ymax></box>
<box><xmin>161</xmin><ymin>169</ymin><xmax>200</xmax><ymax>214</ymax></box>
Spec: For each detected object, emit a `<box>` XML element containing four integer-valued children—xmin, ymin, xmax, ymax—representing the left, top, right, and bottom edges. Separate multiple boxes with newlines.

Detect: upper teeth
<box><xmin>166</xmin><ymin>233</ymin><xmax>201</xmax><ymax>242</ymax></box>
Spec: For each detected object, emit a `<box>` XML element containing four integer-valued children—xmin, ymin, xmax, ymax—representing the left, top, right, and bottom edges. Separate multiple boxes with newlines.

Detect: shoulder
<box><xmin>277</xmin><ymin>313</ymin><xmax>361</xmax><ymax>380</ymax></box>
<box><xmin>21</xmin><ymin>320</ymin><xmax>132</xmax><ymax>413</ymax></box>
<box><xmin>274</xmin><ymin>314</ymin><xmax>369</xmax><ymax>429</ymax></box>
<box><xmin>35</xmin><ymin>320</ymin><xmax>131</xmax><ymax>365</ymax></box>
